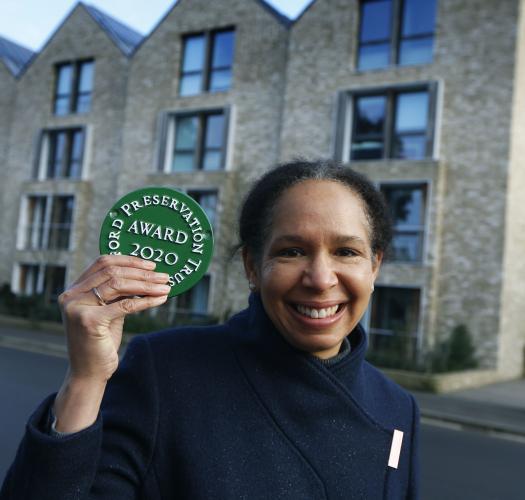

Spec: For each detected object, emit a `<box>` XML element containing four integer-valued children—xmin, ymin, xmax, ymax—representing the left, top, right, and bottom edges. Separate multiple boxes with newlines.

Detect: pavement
<box><xmin>1</xmin><ymin>320</ymin><xmax>524</xmax><ymax>440</ymax></box>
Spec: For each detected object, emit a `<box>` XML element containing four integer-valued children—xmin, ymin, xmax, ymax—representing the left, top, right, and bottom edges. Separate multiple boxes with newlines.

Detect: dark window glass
<box><xmin>48</xmin><ymin>132</ymin><xmax>66</xmax><ymax>178</ymax></box>
<box><xmin>399</xmin><ymin>0</ymin><xmax>436</xmax><ymax>65</ymax></box>
<box><xmin>18</xmin><ymin>264</ymin><xmax>40</xmax><ymax>295</ymax></box>
<box><xmin>24</xmin><ymin>195</ymin><xmax>74</xmax><ymax>250</ymax></box>
<box><xmin>53</xmin><ymin>60</ymin><xmax>94</xmax><ymax>115</ymax></box>
<box><xmin>358</xmin><ymin>0</ymin><xmax>392</xmax><ymax>70</ymax></box>
<box><xmin>381</xmin><ymin>184</ymin><xmax>427</xmax><ymax>262</ymax></box>
<box><xmin>350</xmin><ymin>87</ymin><xmax>432</xmax><ymax>161</ymax></box>
<box><xmin>49</xmin><ymin>196</ymin><xmax>74</xmax><ymax>250</ymax></box>
<box><xmin>179</xmin><ymin>29</ymin><xmax>235</xmax><ymax>95</ymax></box>
<box><xmin>358</xmin><ymin>0</ymin><xmax>436</xmax><ymax>70</ymax></box>
<box><xmin>393</xmin><ymin>91</ymin><xmax>429</xmax><ymax>159</ymax></box>
<box><xmin>203</xmin><ymin>114</ymin><xmax>225</xmax><ymax>170</ymax></box>
<box><xmin>173</xmin><ymin>116</ymin><xmax>198</xmax><ymax>171</ymax></box>
<box><xmin>46</xmin><ymin>129</ymin><xmax>84</xmax><ymax>179</ymax></box>
<box><xmin>76</xmin><ymin>61</ymin><xmax>94</xmax><ymax>113</ymax></box>
<box><xmin>43</xmin><ymin>265</ymin><xmax>66</xmax><ymax>302</ymax></box>
<box><xmin>351</xmin><ymin>95</ymin><xmax>386</xmax><ymax>160</ymax></box>
<box><xmin>188</xmin><ymin>190</ymin><xmax>218</xmax><ymax>226</ymax></box>
<box><xmin>180</xmin><ymin>35</ymin><xmax>206</xmax><ymax>96</ymax></box>
<box><xmin>172</xmin><ymin>112</ymin><xmax>226</xmax><ymax>172</ymax></box>
<box><xmin>26</xmin><ymin>196</ymin><xmax>47</xmax><ymax>250</ymax></box>
<box><xmin>209</xmin><ymin>31</ymin><xmax>235</xmax><ymax>92</ymax></box>
<box><xmin>369</xmin><ymin>286</ymin><xmax>420</xmax><ymax>363</ymax></box>
<box><xmin>68</xmin><ymin>130</ymin><xmax>84</xmax><ymax>178</ymax></box>
<box><xmin>177</xmin><ymin>275</ymin><xmax>210</xmax><ymax>315</ymax></box>
<box><xmin>17</xmin><ymin>263</ymin><xmax>66</xmax><ymax>303</ymax></box>
<box><xmin>54</xmin><ymin>64</ymin><xmax>73</xmax><ymax>115</ymax></box>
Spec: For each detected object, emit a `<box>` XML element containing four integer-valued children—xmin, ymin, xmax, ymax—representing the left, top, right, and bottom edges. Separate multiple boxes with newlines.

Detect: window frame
<box><xmin>179</xmin><ymin>27</ymin><xmax>235</xmax><ymax>96</ymax></box>
<box><xmin>186</xmin><ymin>188</ymin><xmax>220</xmax><ymax>230</ymax></box>
<box><xmin>34</xmin><ymin>127</ymin><xmax>86</xmax><ymax>180</ymax></box>
<box><xmin>53</xmin><ymin>59</ymin><xmax>95</xmax><ymax>115</ymax></box>
<box><xmin>366</xmin><ymin>284</ymin><xmax>424</xmax><ymax>359</ymax></box>
<box><xmin>335</xmin><ymin>82</ymin><xmax>437</xmax><ymax>162</ymax></box>
<box><xmin>379</xmin><ymin>181</ymin><xmax>429</xmax><ymax>263</ymax></box>
<box><xmin>160</xmin><ymin>108</ymin><xmax>230</xmax><ymax>173</ymax></box>
<box><xmin>14</xmin><ymin>263</ymin><xmax>67</xmax><ymax>303</ymax></box>
<box><xmin>18</xmin><ymin>194</ymin><xmax>76</xmax><ymax>251</ymax></box>
<box><xmin>356</xmin><ymin>0</ymin><xmax>437</xmax><ymax>71</ymax></box>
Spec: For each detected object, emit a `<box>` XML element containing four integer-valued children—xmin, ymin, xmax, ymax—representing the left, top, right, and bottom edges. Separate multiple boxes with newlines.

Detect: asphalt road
<box><xmin>1</xmin><ymin>345</ymin><xmax>524</xmax><ymax>498</ymax></box>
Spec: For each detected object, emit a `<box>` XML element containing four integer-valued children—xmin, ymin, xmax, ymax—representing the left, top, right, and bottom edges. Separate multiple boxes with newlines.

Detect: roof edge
<box><xmin>81</xmin><ymin>2</ymin><xmax>143</xmax><ymax>57</ymax></box>
<box><xmin>255</xmin><ymin>0</ymin><xmax>293</xmax><ymax>27</ymax></box>
<box><xmin>291</xmin><ymin>0</ymin><xmax>317</xmax><ymax>25</ymax></box>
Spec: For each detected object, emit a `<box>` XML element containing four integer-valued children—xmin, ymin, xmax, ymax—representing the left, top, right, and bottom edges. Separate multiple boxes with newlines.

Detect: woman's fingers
<box><xmin>95</xmin><ymin>278</ymin><xmax>171</xmax><ymax>303</ymax></box>
<box><xmin>59</xmin><ymin>255</ymin><xmax>171</xmax><ymax>312</ymax></box>
<box><xmin>72</xmin><ymin>255</ymin><xmax>156</xmax><ymax>287</ymax></box>
<box><xmin>104</xmin><ymin>294</ymin><xmax>169</xmax><ymax>321</ymax></box>
<box><xmin>76</xmin><ymin>266</ymin><xmax>170</xmax><ymax>294</ymax></box>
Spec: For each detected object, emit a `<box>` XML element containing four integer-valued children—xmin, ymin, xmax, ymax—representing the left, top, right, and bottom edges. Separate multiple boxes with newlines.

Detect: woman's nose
<box><xmin>301</xmin><ymin>254</ymin><xmax>338</xmax><ymax>291</ymax></box>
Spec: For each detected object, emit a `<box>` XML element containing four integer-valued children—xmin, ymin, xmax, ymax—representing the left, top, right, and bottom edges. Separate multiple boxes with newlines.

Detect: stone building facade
<box><xmin>0</xmin><ymin>0</ymin><xmax>524</xmax><ymax>377</ymax></box>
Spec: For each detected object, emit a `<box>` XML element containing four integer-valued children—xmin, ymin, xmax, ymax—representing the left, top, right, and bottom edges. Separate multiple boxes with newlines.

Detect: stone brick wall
<box><xmin>0</xmin><ymin>4</ymin><xmax>131</xmax><ymax>290</ymax></box>
<box><xmin>118</xmin><ymin>0</ymin><xmax>289</xmax><ymax>316</ymax></box>
<box><xmin>280</xmin><ymin>0</ymin><xmax>521</xmax><ymax>372</ymax></box>
<box><xmin>1</xmin><ymin>0</ymin><xmax>523</xmax><ymax>374</ymax></box>
<box><xmin>498</xmin><ymin>0</ymin><xmax>525</xmax><ymax>377</ymax></box>
<box><xmin>0</xmin><ymin>64</ymin><xmax>17</xmax><ymax>283</ymax></box>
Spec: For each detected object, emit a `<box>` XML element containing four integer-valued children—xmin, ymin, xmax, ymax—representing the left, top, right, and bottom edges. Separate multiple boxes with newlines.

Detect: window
<box><xmin>169</xmin><ymin>111</ymin><xmax>227</xmax><ymax>172</ymax></box>
<box><xmin>187</xmin><ymin>190</ymin><xmax>218</xmax><ymax>227</ymax></box>
<box><xmin>21</xmin><ymin>195</ymin><xmax>74</xmax><ymax>250</ymax></box>
<box><xmin>380</xmin><ymin>183</ymin><xmax>427</xmax><ymax>262</ymax></box>
<box><xmin>17</xmin><ymin>263</ymin><xmax>66</xmax><ymax>302</ymax></box>
<box><xmin>18</xmin><ymin>264</ymin><xmax>39</xmax><ymax>295</ymax></box>
<box><xmin>180</xmin><ymin>29</ymin><xmax>235</xmax><ymax>96</ymax></box>
<box><xmin>358</xmin><ymin>0</ymin><xmax>437</xmax><ymax>71</ymax></box>
<box><xmin>176</xmin><ymin>275</ymin><xmax>210</xmax><ymax>316</ymax></box>
<box><xmin>349</xmin><ymin>85</ymin><xmax>435</xmax><ymax>161</ymax></box>
<box><xmin>37</xmin><ymin>128</ymin><xmax>85</xmax><ymax>179</ymax></box>
<box><xmin>369</xmin><ymin>286</ymin><xmax>421</xmax><ymax>362</ymax></box>
<box><xmin>54</xmin><ymin>60</ymin><xmax>94</xmax><ymax>115</ymax></box>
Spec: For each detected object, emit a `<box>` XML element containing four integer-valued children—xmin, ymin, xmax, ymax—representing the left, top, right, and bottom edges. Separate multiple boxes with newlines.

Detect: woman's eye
<box><xmin>336</xmin><ymin>248</ymin><xmax>358</xmax><ymax>257</ymax></box>
<box><xmin>277</xmin><ymin>248</ymin><xmax>304</xmax><ymax>257</ymax></box>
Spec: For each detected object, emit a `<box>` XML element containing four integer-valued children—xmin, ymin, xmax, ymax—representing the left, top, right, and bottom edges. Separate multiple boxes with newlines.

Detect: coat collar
<box><xmin>237</xmin><ymin>292</ymin><xmax>369</xmax><ymax>384</ymax></box>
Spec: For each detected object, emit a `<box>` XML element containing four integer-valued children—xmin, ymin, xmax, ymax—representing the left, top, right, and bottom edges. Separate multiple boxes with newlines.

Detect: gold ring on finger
<box><xmin>91</xmin><ymin>286</ymin><xmax>107</xmax><ymax>306</ymax></box>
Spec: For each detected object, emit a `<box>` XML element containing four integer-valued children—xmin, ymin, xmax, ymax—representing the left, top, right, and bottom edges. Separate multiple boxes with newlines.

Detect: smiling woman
<box><xmin>244</xmin><ymin>179</ymin><xmax>381</xmax><ymax>359</ymax></box>
<box><xmin>1</xmin><ymin>160</ymin><xmax>419</xmax><ymax>500</ymax></box>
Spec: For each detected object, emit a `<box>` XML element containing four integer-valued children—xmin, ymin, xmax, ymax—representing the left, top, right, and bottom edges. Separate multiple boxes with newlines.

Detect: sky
<box><xmin>0</xmin><ymin>0</ymin><xmax>313</xmax><ymax>51</ymax></box>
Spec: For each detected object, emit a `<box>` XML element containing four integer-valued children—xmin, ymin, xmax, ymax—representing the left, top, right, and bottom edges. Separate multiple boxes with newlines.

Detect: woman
<box><xmin>1</xmin><ymin>160</ymin><xmax>419</xmax><ymax>499</ymax></box>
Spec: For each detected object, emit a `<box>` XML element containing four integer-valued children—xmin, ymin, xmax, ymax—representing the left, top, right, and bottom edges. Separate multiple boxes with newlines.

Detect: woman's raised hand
<box><xmin>53</xmin><ymin>255</ymin><xmax>170</xmax><ymax>433</ymax></box>
<box><xmin>58</xmin><ymin>255</ymin><xmax>171</xmax><ymax>384</ymax></box>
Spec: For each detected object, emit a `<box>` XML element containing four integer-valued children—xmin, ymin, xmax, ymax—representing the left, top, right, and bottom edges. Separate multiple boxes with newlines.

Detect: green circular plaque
<box><xmin>99</xmin><ymin>187</ymin><xmax>214</xmax><ymax>297</ymax></box>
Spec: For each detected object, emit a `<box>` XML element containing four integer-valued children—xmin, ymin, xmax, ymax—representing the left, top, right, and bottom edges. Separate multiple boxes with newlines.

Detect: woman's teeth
<box><xmin>295</xmin><ymin>304</ymin><xmax>339</xmax><ymax>319</ymax></box>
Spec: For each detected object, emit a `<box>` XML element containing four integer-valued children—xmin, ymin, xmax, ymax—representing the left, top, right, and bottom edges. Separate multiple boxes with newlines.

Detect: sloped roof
<box><xmin>0</xmin><ymin>35</ymin><xmax>35</xmax><ymax>76</ymax></box>
<box><xmin>255</xmin><ymin>0</ymin><xmax>292</xmax><ymax>27</ymax></box>
<box><xmin>82</xmin><ymin>3</ymin><xmax>144</xmax><ymax>56</ymax></box>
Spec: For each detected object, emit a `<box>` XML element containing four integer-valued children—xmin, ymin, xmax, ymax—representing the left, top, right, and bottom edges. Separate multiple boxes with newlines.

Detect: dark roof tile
<box><xmin>83</xmin><ymin>3</ymin><xmax>143</xmax><ymax>56</ymax></box>
<box><xmin>0</xmin><ymin>35</ymin><xmax>35</xmax><ymax>76</ymax></box>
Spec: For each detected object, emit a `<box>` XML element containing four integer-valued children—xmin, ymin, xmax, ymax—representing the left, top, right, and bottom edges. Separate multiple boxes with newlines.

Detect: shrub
<box><xmin>429</xmin><ymin>324</ymin><xmax>478</xmax><ymax>373</ymax></box>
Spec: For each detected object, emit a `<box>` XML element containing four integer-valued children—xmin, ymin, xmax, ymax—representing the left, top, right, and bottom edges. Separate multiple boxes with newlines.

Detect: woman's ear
<box><xmin>372</xmin><ymin>251</ymin><xmax>383</xmax><ymax>277</ymax></box>
<box><xmin>242</xmin><ymin>247</ymin><xmax>259</xmax><ymax>287</ymax></box>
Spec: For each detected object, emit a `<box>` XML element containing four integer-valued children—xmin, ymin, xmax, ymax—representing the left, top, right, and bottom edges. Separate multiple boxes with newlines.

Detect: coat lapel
<box><xmin>231</xmin><ymin>294</ymin><xmax>393</xmax><ymax>499</ymax></box>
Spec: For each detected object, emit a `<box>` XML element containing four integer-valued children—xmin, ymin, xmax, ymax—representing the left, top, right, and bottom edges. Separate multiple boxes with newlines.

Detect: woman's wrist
<box><xmin>53</xmin><ymin>371</ymin><xmax>108</xmax><ymax>433</ymax></box>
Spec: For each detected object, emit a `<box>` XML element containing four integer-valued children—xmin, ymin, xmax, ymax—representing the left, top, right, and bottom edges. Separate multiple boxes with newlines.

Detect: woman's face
<box><xmin>244</xmin><ymin>180</ymin><xmax>382</xmax><ymax>359</ymax></box>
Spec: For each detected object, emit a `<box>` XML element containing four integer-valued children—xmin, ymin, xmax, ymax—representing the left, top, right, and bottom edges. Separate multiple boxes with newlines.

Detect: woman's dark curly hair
<box><xmin>237</xmin><ymin>159</ymin><xmax>392</xmax><ymax>263</ymax></box>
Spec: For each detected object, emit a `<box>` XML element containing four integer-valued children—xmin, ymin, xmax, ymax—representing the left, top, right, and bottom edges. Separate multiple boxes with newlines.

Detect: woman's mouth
<box><xmin>294</xmin><ymin>303</ymin><xmax>343</xmax><ymax>319</ymax></box>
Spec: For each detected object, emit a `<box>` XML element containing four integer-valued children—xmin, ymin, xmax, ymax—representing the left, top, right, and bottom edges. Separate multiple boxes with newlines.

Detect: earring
<box><xmin>371</xmin><ymin>284</ymin><xmax>375</xmax><ymax>293</ymax></box>
<box><xmin>249</xmin><ymin>282</ymin><xmax>256</xmax><ymax>292</ymax></box>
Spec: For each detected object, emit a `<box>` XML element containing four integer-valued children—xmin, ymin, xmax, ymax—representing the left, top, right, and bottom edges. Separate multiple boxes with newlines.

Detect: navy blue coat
<box><xmin>1</xmin><ymin>294</ymin><xmax>419</xmax><ymax>499</ymax></box>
